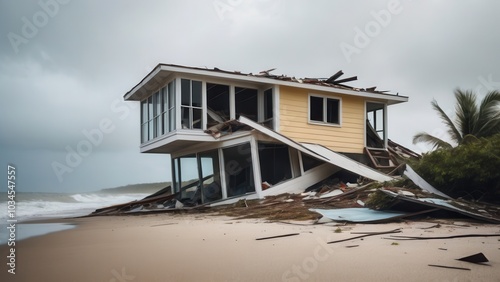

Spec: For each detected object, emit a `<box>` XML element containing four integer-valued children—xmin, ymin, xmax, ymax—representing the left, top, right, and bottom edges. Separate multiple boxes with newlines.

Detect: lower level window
<box><xmin>223</xmin><ymin>143</ymin><xmax>255</xmax><ymax>197</ymax></box>
<box><xmin>172</xmin><ymin>150</ymin><xmax>223</xmax><ymax>204</ymax></box>
<box><xmin>258</xmin><ymin>143</ymin><xmax>292</xmax><ymax>185</ymax></box>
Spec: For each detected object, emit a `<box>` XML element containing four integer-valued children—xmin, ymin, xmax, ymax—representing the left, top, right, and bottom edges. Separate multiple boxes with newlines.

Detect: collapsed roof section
<box><xmin>212</xmin><ymin>116</ymin><xmax>393</xmax><ymax>183</ymax></box>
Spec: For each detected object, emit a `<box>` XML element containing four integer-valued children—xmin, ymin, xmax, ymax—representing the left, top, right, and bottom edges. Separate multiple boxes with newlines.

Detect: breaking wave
<box><xmin>0</xmin><ymin>191</ymin><xmax>151</xmax><ymax>222</ymax></box>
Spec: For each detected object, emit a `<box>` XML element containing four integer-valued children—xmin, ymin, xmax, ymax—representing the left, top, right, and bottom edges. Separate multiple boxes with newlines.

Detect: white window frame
<box><xmin>308</xmin><ymin>93</ymin><xmax>342</xmax><ymax>127</ymax></box>
<box><xmin>180</xmin><ymin>78</ymin><xmax>204</xmax><ymax>130</ymax></box>
<box><xmin>365</xmin><ymin>100</ymin><xmax>388</xmax><ymax>149</ymax></box>
<box><xmin>152</xmin><ymin>90</ymin><xmax>162</xmax><ymax>139</ymax></box>
<box><xmin>140</xmin><ymin>79</ymin><xmax>177</xmax><ymax>144</ymax></box>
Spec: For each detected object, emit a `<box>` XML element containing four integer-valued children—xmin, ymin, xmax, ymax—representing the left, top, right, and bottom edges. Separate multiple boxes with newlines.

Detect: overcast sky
<box><xmin>1</xmin><ymin>0</ymin><xmax>499</xmax><ymax>193</ymax></box>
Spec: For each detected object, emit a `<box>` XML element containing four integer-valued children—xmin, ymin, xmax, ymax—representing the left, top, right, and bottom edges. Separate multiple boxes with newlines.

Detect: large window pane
<box><xmin>181</xmin><ymin>107</ymin><xmax>190</xmax><ymax>129</ymax></box>
<box><xmin>175</xmin><ymin>155</ymin><xmax>199</xmax><ymax>201</ymax></box>
<box><xmin>199</xmin><ymin>150</ymin><xmax>222</xmax><ymax>203</ymax></box>
<box><xmin>154</xmin><ymin>116</ymin><xmax>161</xmax><ymax>137</ymax></box>
<box><xmin>141</xmin><ymin>123</ymin><xmax>148</xmax><ymax>143</ymax></box>
<box><xmin>173</xmin><ymin>158</ymin><xmax>180</xmax><ymax>193</ymax></box>
<box><xmin>148</xmin><ymin>120</ymin><xmax>153</xmax><ymax>140</ymax></box>
<box><xmin>193</xmin><ymin>108</ymin><xmax>202</xmax><ymax>129</ymax></box>
<box><xmin>154</xmin><ymin>91</ymin><xmax>161</xmax><ymax>116</ymax></box>
<box><xmin>326</xmin><ymin>98</ymin><xmax>339</xmax><ymax>124</ymax></box>
<box><xmin>309</xmin><ymin>96</ymin><xmax>323</xmax><ymax>122</ymax></box>
<box><xmin>141</xmin><ymin>100</ymin><xmax>148</xmax><ymax>124</ymax></box>
<box><xmin>148</xmin><ymin>96</ymin><xmax>153</xmax><ymax>120</ymax></box>
<box><xmin>163</xmin><ymin>113</ymin><xmax>168</xmax><ymax>133</ymax></box>
<box><xmin>181</xmin><ymin>79</ymin><xmax>190</xmax><ymax>106</ymax></box>
<box><xmin>264</xmin><ymin>88</ymin><xmax>273</xmax><ymax>120</ymax></box>
<box><xmin>235</xmin><ymin>87</ymin><xmax>258</xmax><ymax>121</ymax></box>
<box><xmin>168</xmin><ymin>81</ymin><xmax>176</xmax><ymax>132</ymax></box>
<box><xmin>168</xmin><ymin>82</ymin><xmax>175</xmax><ymax>108</ymax></box>
<box><xmin>162</xmin><ymin>87</ymin><xmax>168</xmax><ymax>113</ymax></box>
<box><xmin>207</xmin><ymin>83</ymin><xmax>230</xmax><ymax>127</ymax></box>
<box><xmin>258</xmin><ymin>143</ymin><xmax>292</xmax><ymax>185</ymax></box>
<box><xmin>223</xmin><ymin>143</ymin><xmax>254</xmax><ymax>197</ymax></box>
<box><xmin>263</xmin><ymin>88</ymin><xmax>274</xmax><ymax>129</ymax></box>
<box><xmin>169</xmin><ymin>108</ymin><xmax>175</xmax><ymax>132</ymax></box>
<box><xmin>192</xmin><ymin>80</ymin><xmax>202</xmax><ymax>107</ymax></box>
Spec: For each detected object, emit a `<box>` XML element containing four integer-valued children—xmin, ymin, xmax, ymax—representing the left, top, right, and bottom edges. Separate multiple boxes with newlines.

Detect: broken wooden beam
<box><xmin>428</xmin><ymin>264</ymin><xmax>471</xmax><ymax>271</ymax></box>
<box><xmin>333</xmin><ymin>76</ymin><xmax>357</xmax><ymax>84</ymax></box>
<box><xmin>325</xmin><ymin>70</ymin><xmax>344</xmax><ymax>83</ymax></box>
<box><xmin>327</xmin><ymin>228</ymin><xmax>402</xmax><ymax>244</ymax></box>
<box><xmin>256</xmin><ymin>233</ymin><xmax>300</xmax><ymax>241</ymax></box>
<box><xmin>388</xmin><ymin>233</ymin><xmax>500</xmax><ymax>240</ymax></box>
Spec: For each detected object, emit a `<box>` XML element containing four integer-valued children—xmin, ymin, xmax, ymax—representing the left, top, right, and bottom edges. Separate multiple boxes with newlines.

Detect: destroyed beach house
<box><xmin>123</xmin><ymin>64</ymin><xmax>409</xmax><ymax>206</ymax></box>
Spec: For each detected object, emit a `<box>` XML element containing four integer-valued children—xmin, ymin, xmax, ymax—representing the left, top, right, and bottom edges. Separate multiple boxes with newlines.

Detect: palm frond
<box><xmin>412</xmin><ymin>132</ymin><xmax>453</xmax><ymax>150</ymax></box>
<box><xmin>475</xmin><ymin>90</ymin><xmax>500</xmax><ymax>137</ymax></box>
<box><xmin>461</xmin><ymin>134</ymin><xmax>480</xmax><ymax>145</ymax></box>
<box><xmin>431</xmin><ymin>99</ymin><xmax>462</xmax><ymax>143</ymax></box>
<box><xmin>454</xmin><ymin>89</ymin><xmax>479</xmax><ymax>137</ymax></box>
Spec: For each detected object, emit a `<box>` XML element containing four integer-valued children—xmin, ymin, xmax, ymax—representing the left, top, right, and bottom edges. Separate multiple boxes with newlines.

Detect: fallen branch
<box><xmin>428</xmin><ymin>264</ymin><xmax>470</xmax><ymax>271</ymax></box>
<box><xmin>276</xmin><ymin>221</ymin><xmax>316</xmax><ymax>226</ymax></box>
<box><xmin>345</xmin><ymin>245</ymin><xmax>359</xmax><ymax>248</ymax></box>
<box><xmin>387</xmin><ymin>233</ymin><xmax>500</xmax><ymax>240</ymax></box>
<box><xmin>150</xmin><ymin>223</ymin><xmax>178</xmax><ymax>227</ymax></box>
<box><xmin>351</xmin><ymin>228</ymin><xmax>402</xmax><ymax>235</ymax></box>
<box><xmin>327</xmin><ymin>228</ymin><xmax>402</xmax><ymax>244</ymax></box>
<box><xmin>256</xmin><ymin>233</ymin><xmax>300</xmax><ymax>241</ymax></box>
<box><xmin>420</xmin><ymin>224</ymin><xmax>441</xmax><ymax>230</ymax></box>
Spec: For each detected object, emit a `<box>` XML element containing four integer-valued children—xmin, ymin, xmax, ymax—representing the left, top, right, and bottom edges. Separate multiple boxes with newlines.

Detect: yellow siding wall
<box><xmin>279</xmin><ymin>86</ymin><xmax>365</xmax><ymax>154</ymax></box>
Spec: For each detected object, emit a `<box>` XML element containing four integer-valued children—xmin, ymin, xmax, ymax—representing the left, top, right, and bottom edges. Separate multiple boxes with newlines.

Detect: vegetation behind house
<box><xmin>411</xmin><ymin>134</ymin><xmax>500</xmax><ymax>203</ymax></box>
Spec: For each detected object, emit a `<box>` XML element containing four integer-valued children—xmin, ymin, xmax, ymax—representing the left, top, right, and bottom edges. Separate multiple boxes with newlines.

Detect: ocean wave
<box><xmin>70</xmin><ymin>193</ymin><xmax>148</xmax><ymax>203</ymax></box>
<box><xmin>0</xmin><ymin>192</ymin><xmax>150</xmax><ymax>221</ymax></box>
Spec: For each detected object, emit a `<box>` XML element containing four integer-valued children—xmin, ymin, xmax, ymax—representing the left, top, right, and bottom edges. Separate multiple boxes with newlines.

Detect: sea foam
<box><xmin>0</xmin><ymin>192</ymin><xmax>150</xmax><ymax>222</ymax></box>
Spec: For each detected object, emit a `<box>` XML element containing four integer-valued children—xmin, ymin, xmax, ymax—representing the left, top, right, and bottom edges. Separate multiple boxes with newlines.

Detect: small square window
<box><xmin>309</xmin><ymin>95</ymin><xmax>341</xmax><ymax>125</ymax></box>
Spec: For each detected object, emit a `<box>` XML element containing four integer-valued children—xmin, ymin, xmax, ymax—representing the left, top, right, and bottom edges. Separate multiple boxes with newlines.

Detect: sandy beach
<box><xmin>1</xmin><ymin>213</ymin><xmax>499</xmax><ymax>282</ymax></box>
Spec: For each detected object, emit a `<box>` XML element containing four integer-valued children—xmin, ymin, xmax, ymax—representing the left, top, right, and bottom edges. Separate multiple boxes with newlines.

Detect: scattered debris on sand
<box><xmin>87</xmin><ymin>167</ymin><xmax>500</xmax><ymax>225</ymax></box>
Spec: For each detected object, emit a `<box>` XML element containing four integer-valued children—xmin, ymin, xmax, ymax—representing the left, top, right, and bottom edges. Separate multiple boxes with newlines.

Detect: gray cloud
<box><xmin>1</xmin><ymin>0</ymin><xmax>499</xmax><ymax>192</ymax></box>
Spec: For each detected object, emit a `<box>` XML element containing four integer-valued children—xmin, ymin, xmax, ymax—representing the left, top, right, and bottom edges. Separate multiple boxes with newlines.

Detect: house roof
<box><xmin>124</xmin><ymin>63</ymin><xmax>409</xmax><ymax>105</ymax></box>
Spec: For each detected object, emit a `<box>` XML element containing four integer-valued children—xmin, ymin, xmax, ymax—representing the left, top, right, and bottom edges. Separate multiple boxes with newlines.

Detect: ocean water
<box><xmin>0</xmin><ymin>191</ymin><xmax>151</xmax><ymax>222</ymax></box>
<box><xmin>0</xmin><ymin>191</ymin><xmax>151</xmax><ymax>244</ymax></box>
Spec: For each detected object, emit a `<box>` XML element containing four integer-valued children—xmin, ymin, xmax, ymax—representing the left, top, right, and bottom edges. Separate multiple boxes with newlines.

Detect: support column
<box><xmin>250</xmin><ymin>135</ymin><xmax>263</xmax><ymax>198</ymax></box>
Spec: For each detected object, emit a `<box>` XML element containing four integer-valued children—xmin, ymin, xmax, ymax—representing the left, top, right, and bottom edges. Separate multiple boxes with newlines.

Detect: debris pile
<box><xmin>88</xmin><ymin>165</ymin><xmax>500</xmax><ymax>224</ymax></box>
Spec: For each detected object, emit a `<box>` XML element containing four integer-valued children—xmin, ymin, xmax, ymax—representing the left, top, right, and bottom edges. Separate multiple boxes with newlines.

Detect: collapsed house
<box><xmin>123</xmin><ymin>64</ymin><xmax>410</xmax><ymax>206</ymax></box>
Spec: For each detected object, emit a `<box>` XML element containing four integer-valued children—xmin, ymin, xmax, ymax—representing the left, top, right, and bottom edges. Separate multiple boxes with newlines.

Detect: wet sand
<box><xmin>1</xmin><ymin>213</ymin><xmax>499</xmax><ymax>281</ymax></box>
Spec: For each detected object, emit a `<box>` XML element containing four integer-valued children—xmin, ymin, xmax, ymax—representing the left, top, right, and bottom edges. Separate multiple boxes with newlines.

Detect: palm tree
<box><xmin>413</xmin><ymin>89</ymin><xmax>500</xmax><ymax>149</ymax></box>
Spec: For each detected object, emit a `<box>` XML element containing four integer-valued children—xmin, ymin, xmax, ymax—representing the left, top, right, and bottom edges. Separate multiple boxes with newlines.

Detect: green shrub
<box><xmin>411</xmin><ymin>134</ymin><xmax>500</xmax><ymax>202</ymax></box>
